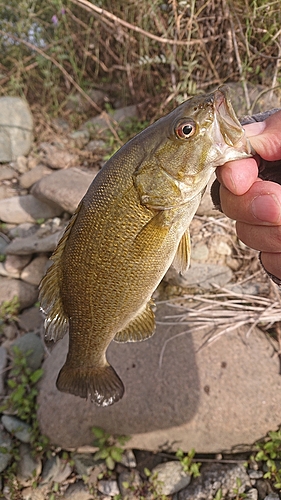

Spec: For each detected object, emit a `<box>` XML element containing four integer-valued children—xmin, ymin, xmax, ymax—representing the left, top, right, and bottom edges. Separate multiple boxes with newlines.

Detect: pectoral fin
<box><xmin>172</xmin><ymin>230</ymin><xmax>191</xmax><ymax>273</ymax></box>
<box><xmin>114</xmin><ymin>299</ymin><xmax>156</xmax><ymax>342</ymax></box>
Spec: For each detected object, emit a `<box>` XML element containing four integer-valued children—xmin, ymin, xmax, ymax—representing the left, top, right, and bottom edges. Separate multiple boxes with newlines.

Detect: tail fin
<box><xmin>56</xmin><ymin>362</ymin><xmax>124</xmax><ymax>407</ymax></box>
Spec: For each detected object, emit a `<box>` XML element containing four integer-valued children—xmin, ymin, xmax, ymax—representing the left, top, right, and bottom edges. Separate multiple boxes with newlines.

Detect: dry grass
<box><xmin>0</xmin><ymin>0</ymin><xmax>280</xmax><ymax>116</ymax></box>
<box><xmin>157</xmin><ymin>283</ymin><xmax>281</xmax><ymax>367</ymax></box>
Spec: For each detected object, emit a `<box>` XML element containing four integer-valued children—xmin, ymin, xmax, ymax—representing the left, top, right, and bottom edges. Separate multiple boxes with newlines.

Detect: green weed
<box><xmin>91</xmin><ymin>426</ymin><xmax>130</xmax><ymax>471</ymax></box>
<box><xmin>0</xmin><ymin>296</ymin><xmax>20</xmax><ymax>335</ymax></box>
<box><xmin>176</xmin><ymin>448</ymin><xmax>201</xmax><ymax>477</ymax></box>
<box><xmin>253</xmin><ymin>428</ymin><xmax>281</xmax><ymax>489</ymax></box>
<box><xmin>0</xmin><ymin>345</ymin><xmax>48</xmax><ymax>452</ymax></box>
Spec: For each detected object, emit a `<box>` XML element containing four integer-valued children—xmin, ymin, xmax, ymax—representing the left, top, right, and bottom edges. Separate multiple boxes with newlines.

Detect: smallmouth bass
<box><xmin>39</xmin><ymin>86</ymin><xmax>252</xmax><ymax>407</ymax></box>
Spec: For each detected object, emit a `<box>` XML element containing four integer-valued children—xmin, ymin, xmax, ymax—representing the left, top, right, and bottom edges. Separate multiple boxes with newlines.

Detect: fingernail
<box><xmin>245</xmin><ymin>121</ymin><xmax>266</xmax><ymax>137</ymax></box>
<box><xmin>251</xmin><ymin>194</ymin><xmax>281</xmax><ymax>223</ymax></box>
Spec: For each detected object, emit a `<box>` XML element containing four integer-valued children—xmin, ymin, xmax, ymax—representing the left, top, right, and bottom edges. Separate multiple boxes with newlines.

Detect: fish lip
<box><xmin>212</xmin><ymin>85</ymin><xmax>252</xmax><ymax>157</ymax></box>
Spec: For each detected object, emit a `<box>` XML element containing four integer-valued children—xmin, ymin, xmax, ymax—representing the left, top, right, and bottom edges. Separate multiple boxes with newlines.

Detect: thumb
<box><xmin>245</xmin><ymin>110</ymin><xmax>281</xmax><ymax>162</ymax></box>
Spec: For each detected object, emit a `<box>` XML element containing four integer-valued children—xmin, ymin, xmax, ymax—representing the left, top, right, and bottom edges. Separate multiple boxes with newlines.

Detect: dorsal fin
<box><xmin>39</xmin><ymin>204</ymin><xmax>81</xmax><ymax>341</ymax></box>
<box><xmin>114</xmin><ymin>299</ymin><xmax>156</xmax><ymax>343</ymax></box>
<box><xmin>172</xmin><ymin>230</ymin><xmax>191</xmax><ymax>273</ymax></box>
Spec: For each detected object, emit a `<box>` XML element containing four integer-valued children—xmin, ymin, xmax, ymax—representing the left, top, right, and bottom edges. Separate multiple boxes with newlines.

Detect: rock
<box><xmin>18</xmin><ymin>307</ymin><xmax>43</xmax><ymax>333</ymax></box>
<box><xmin>0</xmin><ymin>165</ymin><xmax>17</xmax><ymax>181</ymax></box>
<box><xmin>4</xmin><ymin>254</ymin><xmax>32</xmax><ymax>278</ymax></box>
<box><xmin>0</xmin><ymin>234</ymin><xmax>9</xmax><ymax>254</ymax></box>
<box><xmin>66</xmin><ymin>89</ymin><xmax>106</xmax><ymax>113</ymax></box>
<box><xmin>165</xmin><ymin>263</ymin><xmax>233</xmax><ymax>289</ymax></box>
<box><xmin>1</xmin><ymin>415</ymin><xmax>32</xmax><ymax>443</ymax></box>
<box><xmin>40</xmin><ymin>455</ymin><xmax>72</xmax><ymax>484</ymax></box>
<box><xmin>118</xmin><ymin>469</ymin><xmax>142</xmax><ymax>499</ymax></box>
<box><xmin>31</xmin><ymin>167</ymin><xmax>96</xmax><ymax>213</ymax></box>
<box><xmin>6</xmin><ymin>230</ymin><xmax>64</xmax><ymax>255</ymax></box>
<box><xmin>0</xmin><ymin>185</ymin><xmax>17</xmax><ymax>200</ymax></box>
<box><xmin>2</xmin><ymin>323</ymin><xmax>18</xmax><ymax>341</ymax></box>
<box><xmin>21</xmin><ymin>486</ymin><xmax>47</xmax><ymax>500</ymax></box>
<box><xmin>40</xmin><ymin>456</ymin><xmax>58</xmax><ymax>484</ymax></box>
<box><xmin>177</xmin><ymin>463</ymin><xmax>251</xmax><ymax>499</ymax></box>
<box><xmin>215</xmin><ymin>240</ymin><xmax>232</xmax><ymax>256</ymax></box>
<box><xmin>37</xmin><ymin>302</ymin><xmax>281</xmax><ymax>453</ymax></box>
<box><xmin>264</xmin><ymin>494</ymin><xmax>280</xmax><ymax>500</ymax></box>
<box><xmin>0</xmin><ymin>277</ymin><xmax>38</xmax><ymax>310</ymax></box>
<box><xmin>68</xmin><ymin>130</ymin><xmax>90</xmax><ymax>148</ymax></box>
<box><xmin>8</xmin><ymin>222</ymin><xmax>38</xmax><ymax>239</ymax></box>
<box><xmin>62</xmin><ymin>481</ymin><xmax>94</xmax><ymax>500</ymax></box>
<box><xmin>0</xmin><ymin>428</ymin><xmax>12</xmax><ymax>473</ymax></box>
<box><xmin>71</xmin><ymin>453</ymin><xmax>96</xmax><ymax>476</ymax></box>
<box><xmin>85</xmin><ymin>139</ymin><xmax>107</xmax><ymax>152</ymax></box>
<box><xmin>151</xmin><ymin>461</ymin><xmax>191</xmax><ymax>495</ymax></box>
<box><xmin>15</xmin><ymin>155</ymin><xmax>28</xmax><ymax>174</ymax></box>
<box><xmin>248</xmin><ymin>470</ymin><xmax>263</xmax><ymax>480</ymax></box>
<box><xmin>5</xmin><ymin>228</ymin><xmax>64</xmax><ymax>255</ymax></box>
<box><xmin>0</xmin><ymin>97</ymin><xmax>33</xmax><ymax>162</ymax></box>
<box><xmin>120</xmin><ymin>449</ymin><xmax>137</xmax><ymax>468</ymax></box>
<box><xmin>19</xmin><ymin>164</ymin><xmax>52</xmax><ymax>189</ymax></box>
<box><xmin>0</xmin><ymin>194</ymin><xmax>62</xmax><ymax>224</ymax></box>
<box><xmin>12</xmin><ymin>332</ymin><xmax>44</xmax><ymax>371</ymax></box>
<box><xmin>51</xmin><ymin>117</ymin><xmax>70</xmax><ymax>133</ymax></box>
<box><xmin>16</xmin><ymin>443</ymin><xmax>41</xmax><ymax>486</ymax></box>
<box><xmin>82</xmin><ymin>105</ymin><xmax>139</xmax><ymax>134</ymax></box>
<box><xmin>39</xmin><ymin>142</ymin><xmax>79</xmax><ymax>170</ymax></box>
<box><xmin>98</xmin><ymin>479</ymin><xmax>120</xmax><ymax>496</ymax></box>
<box><xmin>245</xmin><ymin>488</ymin><xmax>258</xmax><ymax>500</ymax></box>
<box><xmin>21</xmin><ymin>255</ymin><xmax>49</xmax><ymax>285</ymax></box>
<box><xmin>191</xmin><ymin>244</ymin><xmax>209</xmax><ymax>262</ymax></box>
<box><xmin>0</xmin><ymin>346</ymin><xmax>7</xmax><ymax>395</ymax></box>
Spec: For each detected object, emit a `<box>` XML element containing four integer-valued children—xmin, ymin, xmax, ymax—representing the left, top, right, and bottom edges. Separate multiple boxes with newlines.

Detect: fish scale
<box><xmin>39</xmin><ymin>86</ymin><xmax>252</xmax><ymax>407</ymax></box>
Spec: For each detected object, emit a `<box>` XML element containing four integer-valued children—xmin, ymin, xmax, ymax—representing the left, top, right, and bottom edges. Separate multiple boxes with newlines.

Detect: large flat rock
<box><xmin>37</xmin><ymin>303</ymin><xmax>281</xmax><ymax>452</ymax></box>
<box><xmin>0</xmin><ymin>97</ymin><xmax>33</xmax><ymax>162</ymax></box>
<box><xmin>31</xmin><ymin>167</ymin><xmax>96</xmax><ymax>213</ymax></box>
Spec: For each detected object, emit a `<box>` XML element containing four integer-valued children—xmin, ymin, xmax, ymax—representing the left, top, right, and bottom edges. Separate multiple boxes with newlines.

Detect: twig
<box><xmin>0</xmin><ymin>30</ymin><xmax>123</xmax><ymax>145</ymax></box>
<box><xmin>70</xmin><ymin>0</ymin><xmax>223</xmax><ymax>47</ymax></box>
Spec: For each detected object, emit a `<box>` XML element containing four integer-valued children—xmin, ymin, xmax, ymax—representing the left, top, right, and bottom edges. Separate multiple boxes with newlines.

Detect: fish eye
<box><xmin>175</xmin><ymin>120</ymin><xmax>196</xmax><ymax>140</ymax></box>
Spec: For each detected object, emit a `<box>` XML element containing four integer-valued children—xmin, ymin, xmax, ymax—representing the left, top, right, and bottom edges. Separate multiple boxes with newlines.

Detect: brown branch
<box><xmin>0</xmin><ymin>29</ymin><xmax>103</xmax><ymax>115</ymax></box>
<box><xmin>70</xmin><ymin>0</ymin><xmax>223</xmax><ymax>47</ymax></box>
<box><xmin>0</xmin><ymin>30</ymin><xmax>125</xmax><ymax>144</ymax></box>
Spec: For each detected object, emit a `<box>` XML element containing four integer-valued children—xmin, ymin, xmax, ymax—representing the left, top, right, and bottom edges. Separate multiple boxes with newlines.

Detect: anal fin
<box><xmin>172</xmin><ymin>230</ymin><xmax>191</xmax><ymax>273</ymax></box>
<box><xmin>114</xmin><ymin>299</ymin><xmax>156</xmax><ymax>343</ymax></box>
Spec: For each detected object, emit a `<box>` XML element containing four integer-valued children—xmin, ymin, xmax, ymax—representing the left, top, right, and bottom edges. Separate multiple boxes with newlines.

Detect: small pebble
<box><xmin>72</xmin><ymin>452</ymin><xmax>96</xmax><ymax>476</ymax></box>
<box><xmin>120</xmin><ymin>449</ymin><xmax>137</xmax><ymax>468</ymax></box>
<box><xmin>0</xmin><ymin>346</ymin><xmax>7</xmax><ymax>395</ymax></box>
<box><xmin>16</xmin><ymin>156</ymin><xmax>28</xmax><ymax>174</ymax></box>
<box><xmin>12</xmin><ymin>332</ymin><xmax>44</xmax><ymax>371</ymax></box>
<box><xmin>98</xmin><ymin>479</ymin><xmax>120</xmax><ymax>497</ymax></box>
<box><xmin>0</xmin><ymin>429</ymin><xmax>12</xmax><ymax>473</ymax></box>
<box><xmin>248</xmin><ymin>469</ymin><xmax>264</xmax><ymax>479</ymax></box>
<box><xmin>17</xmin><ymin>443</ymin><xmax>42</xmax><ymax>486</ymax></box>
<box><xmin>151</xmin><ymin>461</ymin><xmax>191</xmax><ymax>496</ymax></box>
<box><xmin>1</xmin><ymin>415</ymin><xmax>32</xmax><ymax>443</ymax></box>
<box><xmin>245</xmin><ymin>487</ymin><xmax>258</xmax><ymax>500</ymax></box>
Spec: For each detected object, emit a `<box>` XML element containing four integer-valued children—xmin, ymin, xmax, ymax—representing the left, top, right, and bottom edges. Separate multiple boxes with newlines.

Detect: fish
<box><xmin>39</xmin><ymin>85</ymin><xmax>252</xmax><ymax>407</ymax></box>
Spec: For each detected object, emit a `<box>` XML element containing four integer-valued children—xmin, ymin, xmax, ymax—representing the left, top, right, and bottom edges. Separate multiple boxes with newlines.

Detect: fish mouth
<box><xmin>212</xmin><ymin>85</ymin><xmax>253</xmax><ymax>161</ymax></box>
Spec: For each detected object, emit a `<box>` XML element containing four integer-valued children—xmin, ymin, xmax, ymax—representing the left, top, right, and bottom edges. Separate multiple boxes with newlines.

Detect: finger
<box><xmin>220</xmin><ymin>180</ymin><xmax>281</xmax><ymax>225</ymax></box>
<box><xmin>236</xmin><ymin>222</ymin><xmax>281</xmax><ymax>253</ymax></box>
<box><xmin>246</xmin><ymin>110</ymin><xmax>281</xmax><ymax>161</ymax></box>
<box><xmin>216</xmin><ymin>157</ymin><xmax>259</xmax><ymax>195</ymax></box>
<box><xmin>260</xmin><ymin>252</ymin><xmax>281</xmax><ymax>281</ymax></box>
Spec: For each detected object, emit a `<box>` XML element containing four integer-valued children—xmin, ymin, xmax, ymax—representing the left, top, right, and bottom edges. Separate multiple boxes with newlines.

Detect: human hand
<box><xmin>216</xmin><ymin>110</ymin><xmax>281</xmax><ymax>282</ymax></box>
